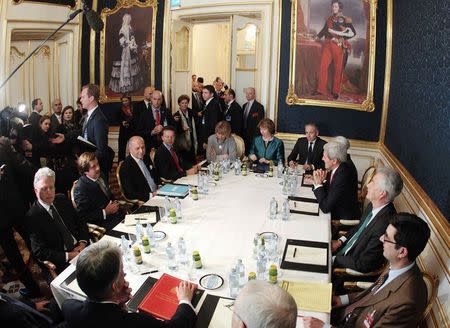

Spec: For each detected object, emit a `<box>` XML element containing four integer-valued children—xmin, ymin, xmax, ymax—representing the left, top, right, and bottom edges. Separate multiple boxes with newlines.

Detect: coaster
<box><xmin>153</xmin><ymin>231</ymin><xmax>166</xmax><ymax>241</ymax></box>
<box><xmin>199</xmin><ymin>274</ymin><xmax>224</xmax><ymax>290</ymax></box>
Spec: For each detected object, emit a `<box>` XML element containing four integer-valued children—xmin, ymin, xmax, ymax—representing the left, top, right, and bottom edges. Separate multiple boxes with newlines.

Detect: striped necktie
<box><xmin>337</xmin><ymin>211</ymin><xmax>373</xmax><ymax>256</ymax></box>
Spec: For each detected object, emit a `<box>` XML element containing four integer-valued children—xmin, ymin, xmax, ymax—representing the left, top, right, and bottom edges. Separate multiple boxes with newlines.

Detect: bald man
<box><xmin>136</xmin><ymin>89</ymin><xmax>174</xmax><ymax>151</ymax></box>
<box><xmin>119</xmin><ymin>136</ymin><xmax>158</xmax><ymax>202</ymax></box>
<box><xmin>242</xmin><ymin>87</ymin><xmax>264</xmax><ymax>155</ymax></box>
<box><xmin>50</xmin><ymin>98</ymin><xmax>63</xmax><ymax>133</ymax></box>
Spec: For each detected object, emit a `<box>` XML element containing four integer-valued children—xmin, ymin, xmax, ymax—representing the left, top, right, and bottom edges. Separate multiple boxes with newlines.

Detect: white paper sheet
<box><xmin>284</xmin><ymin>245</ymin><xmax>327</xmax><ymax>266</ymax></box>
<box><xmin>289</xmin><ymin>200</ymin><xmax>319</xmax><ymax>214</ymax></box>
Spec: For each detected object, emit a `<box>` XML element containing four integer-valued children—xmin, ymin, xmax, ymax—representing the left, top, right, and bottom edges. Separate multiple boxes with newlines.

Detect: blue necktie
<box><xmin>137</xmin><ymin>159</ymin><xmax>157</xmax><ymax>192</ymax></box>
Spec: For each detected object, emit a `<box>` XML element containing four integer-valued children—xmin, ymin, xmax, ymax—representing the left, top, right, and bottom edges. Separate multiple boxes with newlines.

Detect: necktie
<box><xmin>97</xmin><ymin>177</ymin><xmax>111</xmax><ymax>199</ymax></box>
<box><xmin>306</xmin><ymin>142</ymin><xmax>313</xmax><ymax>164</ymax></box>
<box><xmin>49</xmin><ymin>205</ymin><xmax>75</xmax><ymax>251</ymax></box>
<box><xmin>344</xmin><ymin>271</ymin><xmax>389</xmax><ymax>319</ymax></box>
<box><xmin>155</xmin><ymin>109</ymin><xmax>161</xmax><ymax>126</ymax></box>
<box><xmin>82</xmin><ymin>116</ymin><xmax>89</xmax><ymax>139</ymax></box>
<box><xmin>169</xmin><ymin>147</ymin><xmax>183</xmax><ymax>173</ymax></box>
<box><xmin>337</xmin><ymin>211</ymin><xmax>373</xmax><ymax>256</ymax></box>
<box><xmin>244</xmin><ymin>103</ymin><xmax>251</xmax><ymax>127</ymax></box>
<box><xmin>138</xmin><ymin>159</ymin><xmax>157</xmax><ymax>192</ymax></box>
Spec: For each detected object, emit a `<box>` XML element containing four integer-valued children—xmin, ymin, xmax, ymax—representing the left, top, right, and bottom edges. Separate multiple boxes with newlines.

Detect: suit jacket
<box><xmin>224</xmin><ymin>100</ymin><xmax>243</xmax><ymax>137</ymax></box>
<box><xmin>73</xmin><ymin>175</ymin><xmax>114</xmax><ymax>227</ymax></box>
<box><xmin>191</xmin><ymin>92</ymin><xmax>203</xmax><ymax>114</ymax></box>
<box><xmin>136</xmin><ymin>105</ymin><xmax>174</xmax><ymax>151</ymax></box>
<box><xmin>120</xmin><ymin>154</ymin><xmax>159</xmax><ymax>202</ymax></box>
<box><xmin>287</xmin><ymin>137</ymin><xmax>326</xmax><ymax>169</ymax></box>
<box><xmin>197</xmin><ymin>99</ymin><xmax>222</xmax><ymax>146</ymax></box>
<box><xmin>334</xmin><ymin>203</ymin><xmax>396</xmax><ymax>273</ymax></box>
<box><xmin>242</xmin><ymin>100</ymin><xmax>264</xmax><ymax>153</ymax></box>
<box><xmin>26</xmin><ymin>194</ymin><xmax>89</xmax><ymax>273</ymax></box>
<box><xmin>313</xmin><ymin>163</ymin><xmax>360</xmax><ymax>220</ymax></box>
<box><xmin>338</xmin><ymin>264</ymin><xmax>427</xmax><ymax>328</ymax></box>
<box><xmin>154</xmin><ymin>144</ymin><xmax>187</xmax><ymax>181</ymax></box>
<box><xmin>62</xmin><ymin>299</ymin><xmax>196</xmax><ymax>328</ymax></box>
<box><xmin>83</xmin><ymin>107</ymin><xmax>110</xmax><ymax>174</ymax></box>
<box><xmin>50</xmin><ymin>114</ymin><xmax>61</xmax><ymax>134</ymax></box>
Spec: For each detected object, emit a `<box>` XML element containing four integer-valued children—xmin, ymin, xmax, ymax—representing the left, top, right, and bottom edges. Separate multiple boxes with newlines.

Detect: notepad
<box><xmin>124</xmin><ymin>212</ymin><xmax>157</xmax><ymax>226</ymax></box>
<box><xmin>288</xmin><ymin>197</ymin><xmax>320</xmax><ymax>216</ymax></box>
<box><xmin>157</xmin><ymin>184</ymin><xmax>190</xmax><ymax>198</ymax></box>
<box><xmin>284</xmin><ymin>244</ymin><xmax>327</xmax><ymax>266</ymax></box>
<box><xmin>281</xmin><ymin>280</ymin><xmax>332</xmax><ymax>313</ymax></box>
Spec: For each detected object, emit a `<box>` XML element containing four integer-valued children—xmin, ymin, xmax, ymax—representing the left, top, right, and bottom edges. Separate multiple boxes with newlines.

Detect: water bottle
<box><xmin>166</xmin><ymin>242</ymin><xmax>178</xmax><ymax>271</ymax></box>
<box><xmin>281</xmin><ymin>198</ymin><xmax>290</xmax><ymax>221</ymax></box>
<box><xmin>135</xmin><ymin>221</ymin><xmax>144</xmax><ymax>240</ymax></box>
<box><xmin>277</xmin><ymin>160</ymin><xmax>284</xmax><ymax>178</ymax></box>
<box><xmin>163</xmin><ymin>196</ymin><xmax>171</xmax><ymax>221</ymax></box>
<box><xmin>177</xmin><ymin>237</ymin><xmax>188</xmax><ymax>265</ymax></box>
<box><xmin>269</xmin><ymin>197</ymin><xmax>278</xmax><ymax>220</ymax></box>
<box><xmin>146</xmin><ymin>224</ymin><xmax>156</xmax><ymax>248</ymax></box>
<box><xmin>120</xmin><ymin>235</ymin><xmax>129</xmax><ymax>258</ymax></box>
<box><xmin>229</xmin><ymin>268</ymin><xmax>239</xmax><ymax>298</ymax></box>
<box><xmin>236</xmin><ymin>259</ymin><xmax>246</xmax><ymax>287</ymax></box>
<box><xmin>234</xmin><ymin>159</ymin><xmax>241</xmax><ymax>175</ymax></box>
<box><xmin>197</xmin><ymin>173</ymin><xmax>204</xmax><ymax>193</ymax></box>
<box><xmin>252</xmin><ymin>233</ymin><xmax>260</xmax><ymax>259</ymax></box>
<box><xmin>289</xmin><ymin>176</ymin><xmax>298</xmax><ymax>196</ymax></box>
<box><xmin>175</xmin><ymin>198</ymin><xmax>182</xmax><ymax>220</ymax></box>
<box><xmin>256</xmin><ymin>245</ymin><xmax>267</xmax><ymax>280</ymax></box>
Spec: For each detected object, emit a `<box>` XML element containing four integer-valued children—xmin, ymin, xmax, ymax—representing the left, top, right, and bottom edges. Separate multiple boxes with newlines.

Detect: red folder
<box><xmin>138</xmin><ymin>273</ymin><xmax>196</xmax><ymax>320</ymax></box>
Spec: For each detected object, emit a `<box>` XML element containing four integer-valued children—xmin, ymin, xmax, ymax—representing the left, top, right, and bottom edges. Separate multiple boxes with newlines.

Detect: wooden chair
<box><xmin>70</xmin><ymin>180</ymin><xmax>106</xmax><ymax>242</ymax></box>
<box><xmin>420</xmin><ymin>271</ymin><xmax>439</xmax><ymax>322</ymax></box>
<box><xmin>115</xmin><ymin>161</ymin><xmax>145</xmax><ymax>207</ymax></box>
<box><xmin>334</xmin><ymin>261</ymin><xmax>389</xmax><ymax>292</ymax></box>
<box><xmin>232</xmin><ymin>133</ymin><xmax>245</xmax><ymax>160</ymax></box>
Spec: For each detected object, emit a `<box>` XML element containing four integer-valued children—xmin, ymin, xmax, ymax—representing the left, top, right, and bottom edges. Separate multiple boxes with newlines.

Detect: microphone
<box><xmin>85</xmin><ymin>8</ymin><xmax>104</xmax><ymax>32</ymax></box>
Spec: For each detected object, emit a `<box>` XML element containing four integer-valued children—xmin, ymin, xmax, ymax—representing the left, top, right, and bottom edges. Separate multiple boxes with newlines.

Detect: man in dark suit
<box><xmin>135</xmin><ymin>90</ymin><xmax>174</xmax><ymax>152</ymax></box>
<box><xmin>242</xmin><ymin>87</ymin><xmax>264</xmax><ymax>155</ymax></box>
<box><xmin>26</xmin><ymin>167</ymin><xmax>89</xmax><ymax>274</ymax></box>
<box><xmin>62</xmin><ymin>240</ymin><xmax>197</xmax><ymax>328</ymax></box>
<box><xmin>303</xmin><ymin>213</ymin><xmax>430</xmax><ymax>328</ymax></box>
<box><xmin>223</xmin><ymin>88</ymin><xmax>243</xmax><ymax>137</ymax></box>
<box><xmin>197</xmin><ymin>85</ymin><xmax>222</xmax><ymax>152</ymax></box>
<box><xmin>79</xmin><ymin>84</ymin><xmax>112</xmax><ymax>179</ymax></box>
<box><xmin>132</xmin><ymin>86</ymin><xmax>154</xmax><ymax>126</ymax></box>
<box><xmin>0</xmin><ymin>136</ymin><xmax>41</xmax><ymax>297</ymax></box>
<box><xmin>50</xmin><ymin>99</ymin><xmax>62</xmax><ymax>134</ymax></box>
<box><xmin>154</xmin><ymin>126</ymin><xmax>198</xmax><ymax>181</ymax></box>
<box><xmin>213</xmin><ymin>77</ymin><xmax>226</xmax><ymax>113</ymax></box>
<box><xmin>335</xmin><ymin>135</ymin><xmax>358</xmax><ymax>184</ymax></box>
<box><xmin>73</xmin><ymin>152</ymin><xmax>123</xmax><ymax>231</ymax></box>
<box><xmin>313</xmin><ymin>141</ymin><xmax>360</xmax><ymax>219</ymax></box>
<box><xmin>331</xmin><ymin>167</ymin><xmax>403</xmax><ymax>273</ymax></box>
<box><xmin>288</xmin><ymin>123</ymin><xmax>327</xmax><ymax>170</ymax></box>
<box><xmin>191</xmin><ymin>81</ymin><xmax>203</xmax><ymax>115</ymax></box>
<box><xmin>119</xmin><ymin>136</ymin><xmax>158</xmax><ymax>202</ymax></box>
<box><xmin>28</xmin><ymin>98</ymin><xmax>43</xmax><ymax>127</ymax></box>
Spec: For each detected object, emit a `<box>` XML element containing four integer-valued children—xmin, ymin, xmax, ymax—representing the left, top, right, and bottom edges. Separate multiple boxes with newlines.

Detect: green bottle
<box><xmin>268</xmin><ymin>264</ymin><xmax>278</xmax><ymax>284</ymax></box>
<box><xmin>169</xmin><ymin>208</ymin><xmax>177</xmax><ymax>224</ymax></box>
<box><xmin>142</xmin><ymin>236</ymin><xmax>151</xmax><ymax>254</ymax></box>
<box><xmin>191</xmin><ymin>186</ymin><xmax>198</xmax><ymax>200</ymax></box>
<box><xmin>133</xmin><ymin>245</ymin><xmax>143</xmax><ymax>264</ymax></box>
<box><xmin>192</xmin><ymin>251</ymin><xmax>203</xmax><ymax>269</ymax></box>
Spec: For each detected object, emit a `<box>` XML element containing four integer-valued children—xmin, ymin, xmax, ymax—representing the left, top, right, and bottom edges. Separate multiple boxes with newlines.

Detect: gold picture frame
<box><xmin>286</xmin><ymin>0</ymin><xmax>377</xmax><ymax>112</ymax></box>
<box><xmin>99</xmin><ymin>0</ymin><xmax>157</xmax><ymax>103</ymax></box>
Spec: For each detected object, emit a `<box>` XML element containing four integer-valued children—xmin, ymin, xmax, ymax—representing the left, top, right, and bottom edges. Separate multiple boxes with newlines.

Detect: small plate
<box><xmin>199</xmin><ymin>273</ymin><xmax>224</xmax><ymax>290</ymax></box>
<box><xmin>153</xmin><ymin>231</ymin><xmax>166</xmax><ymax>241</ymax></box>
<box><xmin>259</xmin><ymin>231</ymin><xmax>279</xmax><ymax>240</ymax></box>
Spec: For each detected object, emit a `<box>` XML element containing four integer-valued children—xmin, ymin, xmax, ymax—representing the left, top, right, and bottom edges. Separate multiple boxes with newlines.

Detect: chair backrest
<box><xmin>115</xmin><ymin>160</ymin><xmax>135</xmax><ymax>203</ymax></box>
<box><xmin>421</xmin><ymin>271</ymin><xmax>439</xmax><ymax>321</ymax></box>
<box><xmin>232</xmin><ymin>133</ymin><xmax>245</xmax><ymax>160</ymax></box>
<box><xmin>149</xmin><ymin>148</ymin><xmax>156</xmax><ymax>165</ymax></box>
<box><xmin>70</xmin><ymin>180</ymin><xmax>78</xmax><ymax>209</ymax></box>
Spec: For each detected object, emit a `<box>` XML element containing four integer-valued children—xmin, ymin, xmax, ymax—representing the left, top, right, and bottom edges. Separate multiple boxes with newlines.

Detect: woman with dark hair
<box><xmin>30</xmin><ymin>115</ymin><xmax>65</xmax><ymax>168</ymax></box>
<box><xmin>59</xmin><ymin>105</ymin><xmax>81</xmax><ymax>140</ymax></box>
<box><xmin>249</xmin><ymin>118</ymin><xmax>285</xmax><ymax>164</ymax></box>
<box><xmin>118</xmin><ymin>95</ymin><xmax>135</xmax><ymax>161</ymax></box>
<box><xmin>173</xmin><ymin>94</ymin><xmax>198</xmax><ymax>167</ymax></box>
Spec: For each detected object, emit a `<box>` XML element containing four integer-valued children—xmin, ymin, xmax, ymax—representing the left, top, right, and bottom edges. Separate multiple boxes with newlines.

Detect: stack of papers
<box><xmin>281</xmin><ymin>280</ymin><xmax>332</xmax><ymax>313</ymax></box>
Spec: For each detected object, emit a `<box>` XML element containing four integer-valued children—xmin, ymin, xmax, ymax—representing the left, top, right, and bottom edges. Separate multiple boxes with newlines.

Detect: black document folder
<box><xmin>280</xmin><ymin>239</ymin><xmax>329</xmax><ymax>274</ymax></box>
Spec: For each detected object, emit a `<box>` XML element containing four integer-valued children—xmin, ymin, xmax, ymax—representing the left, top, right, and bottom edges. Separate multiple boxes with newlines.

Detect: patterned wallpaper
<box><xmin>276</xmin><ymin>0</ymin><xmax>387</xmax><ymax>141</ymax></box>
<box><xmin>385</xmin><ymin>0</ymin><xmax>450</xmax><ymax>220</ymax></box>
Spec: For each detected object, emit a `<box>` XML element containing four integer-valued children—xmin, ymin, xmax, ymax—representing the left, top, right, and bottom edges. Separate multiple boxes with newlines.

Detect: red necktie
<box><xmin>329</xmin><ymin>171</ymin><xmax>334</xmax><ymax>184</ymax></box>
<box><xmin>170</xmin><ymin>147</ymin><xmax>183</xmax><ymax>173</ymax></box>
<box><xmin>155</xmin><ymin>109</ymin><xmax>161</xmax><ymax>126</ymax></box>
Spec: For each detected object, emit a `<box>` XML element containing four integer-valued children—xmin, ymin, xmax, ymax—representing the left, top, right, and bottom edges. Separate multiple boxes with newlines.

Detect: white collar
<box><xmin>38</xmin><ymin>199</ymin><xmax>51</xmax><ymax>212</ymax></box>
<box><xmin>130</xmin><ymin>154</ymin><xmax>143</xmax><ymax>163</ymax></box>
<box><xmin>205</xmin><ymin>98</ymin><xmax>213</xmax><ymax>106</ymax></box>
<box><xmin>86</xmin><ymin>175</ymin><xmax>98</xmax><ymax>183</ymax></box>
<box><xmin>86</xmin><ymin>105</ymin><xmax>98</xmax><ymax>118</ymax></box>
<box><xmin>227</xmin><ymin>99</ymin><xmax>235</xmax><ymax>106</ymax></box>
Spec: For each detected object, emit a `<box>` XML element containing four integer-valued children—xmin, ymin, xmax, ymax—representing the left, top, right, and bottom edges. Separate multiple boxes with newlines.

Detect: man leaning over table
<box><xmin>62</xmin><ymin>240</ymin><xmax>197</xmax><ymax>328</ymax></box>
<box><xmin>331</xmin><ymin>167</ymin><xmax>403</xmax><ymax>274</ymax></box>
<box><xmin>303</xmin><ymin>213</ymin><xmax>430</xmax><ymax>328</ymax></box>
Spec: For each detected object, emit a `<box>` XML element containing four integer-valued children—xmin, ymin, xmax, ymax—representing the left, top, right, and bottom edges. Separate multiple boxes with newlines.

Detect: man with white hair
<box><xmin>313</xmin><ymin>141</ymin><xmax>360</xmax><ymax>219</ymax></box>
<box><xmin>334</xmin><ymin>136</ymin><xmax>357</xmax><ymax>184</ymax></box>
<box><xmin>332</xmin><ymin>167</ymin><xmax>403</xmax><ymax>273</ymax></box>
<box><xmin>231</xmin><ymin>280</ymin><xmax>297</xmax><ymax>328</ymax></box>
<box><xmin>26</xmin><ymin>167</ymin><xmax>89</xmax><ymax>274</ymax></box>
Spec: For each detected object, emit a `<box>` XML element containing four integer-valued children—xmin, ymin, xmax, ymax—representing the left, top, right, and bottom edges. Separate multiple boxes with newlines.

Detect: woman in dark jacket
<box><xmin>118</xmin><ymin>95</ymin><xmax>135</xmax><ymax>161</ymax></box>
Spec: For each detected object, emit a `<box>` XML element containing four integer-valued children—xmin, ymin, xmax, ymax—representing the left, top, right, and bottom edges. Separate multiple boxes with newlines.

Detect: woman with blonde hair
<box><xmin>206</xmin><ymin>121</ymin><xmax>237</xmax><ymax>162</ymax></box>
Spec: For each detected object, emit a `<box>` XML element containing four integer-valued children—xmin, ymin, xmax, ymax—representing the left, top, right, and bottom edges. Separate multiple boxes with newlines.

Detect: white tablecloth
<box><xmin>51</xmin><ymin>171</ymin><xmax>331</xmax><ymax>323</ymax></box>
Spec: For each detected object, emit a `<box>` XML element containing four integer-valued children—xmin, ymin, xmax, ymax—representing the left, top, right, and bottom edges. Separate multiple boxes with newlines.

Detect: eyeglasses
<box><xmin>381</xmin><ymin>233</ymin><xmax>397</xmax><ymax>245</ymax></box>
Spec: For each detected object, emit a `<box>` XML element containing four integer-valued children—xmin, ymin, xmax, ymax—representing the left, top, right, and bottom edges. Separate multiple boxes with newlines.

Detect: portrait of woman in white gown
<box><xmin>109</xmin><ymin>13</ymin><xmax>144</xmax><ymax>93</ymax></box>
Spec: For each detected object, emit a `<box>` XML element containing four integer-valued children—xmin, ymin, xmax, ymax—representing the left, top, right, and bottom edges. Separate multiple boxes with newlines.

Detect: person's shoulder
<box><xmin>316</xmin><ymin>137</ymin><xmax>327</xmax><ymax>145</ymax></box>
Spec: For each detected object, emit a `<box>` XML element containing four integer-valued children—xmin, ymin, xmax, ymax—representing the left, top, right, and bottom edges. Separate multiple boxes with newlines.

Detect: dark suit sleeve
<box><xmin>287</xmin><ymin>139</ymin><xmax>301</xmax><ymax>163</ymax></box>
<box><xmin>73</xmin><ymin>182</ymin><xmax>104</xmax><ymax>223</ymax></box>
<box><xmin>313</xmin><ymin>170</ymin><xmax>350</xmax><ymax>215</ymax></box>
<box><xmin>59</xmin><ymin>196</ymin><xmax>90</xmax><ymax>243</ymax></box>
<box><xmin>93</xmin><ymin>115</ymin><xmax>109</xmax><ymax>165</ymax></box>
<box><xmin>154</xmin><ymin>147</ymin><xmax>185</xmax><ymax>181</ymax></box>
<box><xmin>120</xmin><ymin>160</ymin><xmax>141</xmax><ymax>200</ymax></box>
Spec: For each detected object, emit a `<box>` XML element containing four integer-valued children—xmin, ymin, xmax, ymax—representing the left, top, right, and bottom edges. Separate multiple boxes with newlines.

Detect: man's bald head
<box><xmin>144</xmin><ymin>86</ymin><xmax>155</xmax><ymax>101</ymax></box>
<box><xmin>128</xmin><ymin>136</ymin><xmax>146</xmax><ymax>160</ymax></box>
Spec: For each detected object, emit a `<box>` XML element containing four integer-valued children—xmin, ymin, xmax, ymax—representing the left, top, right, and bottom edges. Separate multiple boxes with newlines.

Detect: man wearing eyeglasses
<box><xmin>303</xmin><ymin>213</ymin><xmax>430</xmax><ymax>328</ymax></box>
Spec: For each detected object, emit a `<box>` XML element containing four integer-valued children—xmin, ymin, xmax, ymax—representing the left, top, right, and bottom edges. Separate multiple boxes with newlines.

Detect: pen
<box><xmin>140</xmin><ymin>269</ymin><xmax>159</xmax><ymax>275</ymax></box>
<box><xmin>293</xmin><ymin>247</ymin><xmax>297</xmax><ymax>258</ymax></box>
<box><xmin>294</xmin><ymin>201</ymin><xmax>297</xmax><ymax>208</ymax></box>
<box><xmin>135</xmin><ymin>218</ymin><xmax>147</xmax><ymax>221</ymax></box>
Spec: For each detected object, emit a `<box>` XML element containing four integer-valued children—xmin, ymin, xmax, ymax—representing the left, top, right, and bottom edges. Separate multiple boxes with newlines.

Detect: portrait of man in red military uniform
<box><xmin>290</xmin><ymin>0</ymin><xmax>376</xmax><ymax>109</ymax></box>
<box><xmin>313</xmin><ymin>0</ymin><xmax>356</xmax><ymax>99</ymax></box>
